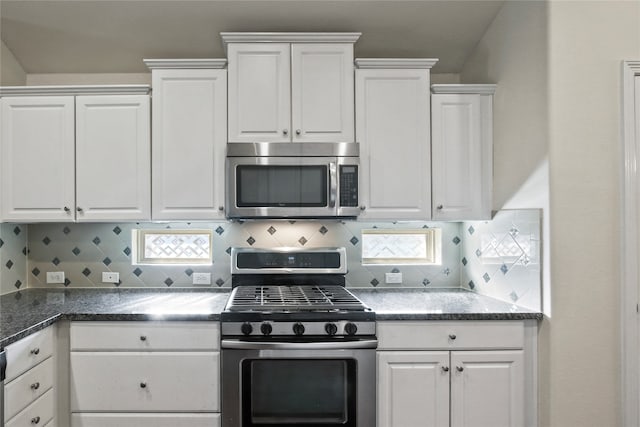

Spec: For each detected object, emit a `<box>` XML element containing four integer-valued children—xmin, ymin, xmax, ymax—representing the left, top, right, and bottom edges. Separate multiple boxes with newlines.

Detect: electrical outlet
<box><xmin>46</xmin><ymin>271</ymin><xmax>65</xmax><ymax>284</ymax></box>
<box><xmin>102</xmin><ymin>272</ymin><xmax>119</xmax><ymax>283</ymax></box>
<box><xmin>193</xmin><ymin>272</ymin><xmax>211</xmax><ymax>285</ymax></box>
<box><xmin>385</xmin><ymin>272</ymin><xmax>403</xmax><ymax>284</ymax></box>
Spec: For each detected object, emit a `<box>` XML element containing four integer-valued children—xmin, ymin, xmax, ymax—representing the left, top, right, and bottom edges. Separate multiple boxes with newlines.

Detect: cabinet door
<box><xmin>1</xmin><ymin>96</ymin><xmax>75</xmax><ymax>221</ymax></box>
<box><xmin>151</xmin><ymin>69</ymin><xmax>227</xmax><ymax>220</ymax></box>
<box><xmin>228</xmin><ymin>43</ymin><xmax>290</xmax><ymax>142</ymax></box>
<box><xmin>378</xmin><ymin>351</ymin><xmax>449</xmax><ymax>427</ymax></box>
<box><xmin>431</xmin><ymin>94</ymin><xmax>492</xmax><ymax>220</ymax></box>
<box><xmin>291</xmin><ymin>44</ymin><xmax>354</xmax><ymax>142</ymax></box>
<box><xmin>75</xmin><ymin>95</ymin><xmax>150</xmax><ymax>221</ymax></box>
<box><xmin>450</xmin><ymin>350</ymin><xmax>524</xmax><ymax>427</ymax></box>
<box><xmin>356</xmin><ymin>69</ymin><xmax>431</xmax><ymax>220</ymax></box>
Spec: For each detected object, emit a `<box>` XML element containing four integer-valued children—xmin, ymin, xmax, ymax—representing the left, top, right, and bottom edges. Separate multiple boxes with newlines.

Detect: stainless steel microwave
<box><xmin>226</xmin><ymin>142</ymin><xmax>360</xmax><ymax>219</ymax></box>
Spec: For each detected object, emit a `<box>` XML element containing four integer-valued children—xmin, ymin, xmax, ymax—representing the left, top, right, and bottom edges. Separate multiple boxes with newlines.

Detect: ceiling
<box><xmin>0</xmin><ymin>0</ymin><xmax>504</xmax><ymax>75</ymax></box>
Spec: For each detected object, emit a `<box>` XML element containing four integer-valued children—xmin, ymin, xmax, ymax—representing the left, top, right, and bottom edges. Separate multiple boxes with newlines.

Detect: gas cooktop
<box><xmin>225</xmin><ymin>285</ymin><xmax>368</xmax><ymax>312</ymax></box>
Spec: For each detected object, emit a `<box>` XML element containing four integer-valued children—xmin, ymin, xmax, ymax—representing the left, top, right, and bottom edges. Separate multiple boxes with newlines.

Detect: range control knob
<box><xmin>325</xmin><ymin>323</ymin><xmax>338</xmax><ymax>336</ymax></box>
<box><xmin>260</xmin><ymin>322</ymin><xmax>273</xmax><ymax>336</ymax></box>
<box><xmin>241</xmin><ymin>322</ymin><xmax>253</xmax><ymax>336</ymax></box>
<box><xmin>344</xmin><ymin>322</ymin><xmax>358</xmax><ymax>336</ymax></box>
<box><xmin>292</xmin><ymin>322</ymin><xmax>305</xmax><ymax>336</ymax></box>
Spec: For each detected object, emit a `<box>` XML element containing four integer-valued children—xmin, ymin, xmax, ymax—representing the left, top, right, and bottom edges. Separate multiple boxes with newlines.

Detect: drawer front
<box><xmin>377</xmin><ymin>321</ymin><xmax>524</xmax><ymax>350</ymax></box>
<box><xmin>70</xmin><ymin>352</ymin><xmax>219</xmax><ymax>411</ymax></box>
<box><xmin>5</xmin><ymin>327</ymin><xmax>54</xmax><ymax>382</ymax></box>
<box><xmin>4</xmin><ymin>357</ymin><xmax>55</xmax><ymax>421</ymax></box>
<box><xmin>70</xmin><ymin>321</ymin><xmax>219</xmax><ymax>351</ymax></box>
<box><xmin>5</xmin><ymin>388</ymin><xmax>55</xmax><ymax>427</ymax></box>
<box><xmin>71</xmin><ymin>413</ymin><xmax>220</xmax><ymax>427</ymax></box>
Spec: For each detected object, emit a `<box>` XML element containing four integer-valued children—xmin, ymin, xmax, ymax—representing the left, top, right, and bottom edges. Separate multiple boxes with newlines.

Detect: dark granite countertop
<box><xmin>0</xmin><ymin>287</ymin><xmax>542</xmax><ymax>349</ymax></box>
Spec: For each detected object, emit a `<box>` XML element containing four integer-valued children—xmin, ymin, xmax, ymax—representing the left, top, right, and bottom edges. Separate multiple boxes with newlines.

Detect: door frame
<box><xmin>622</xmin><ymin>60</ymin><xmax>640</xmax><ymax>427</ymax></box>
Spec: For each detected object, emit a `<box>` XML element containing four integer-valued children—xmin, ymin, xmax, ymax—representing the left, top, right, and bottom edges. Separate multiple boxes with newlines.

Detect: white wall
<box><xmin>26</xmin><ymin>73</ymin><xmax>150</xmax><ymax>85</ymax></box>
<box><xmin>1</xmin><ymin>40</ymin><xmax>26</xmax><ymax>85</ymax></box>
<box><xmin>545</xmin><ymin>2</ymin><xmax>639</xmax><ymax>426</ymax></box>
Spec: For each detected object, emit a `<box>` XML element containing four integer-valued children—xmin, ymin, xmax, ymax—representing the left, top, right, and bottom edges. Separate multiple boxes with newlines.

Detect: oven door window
<box><xmin>236</xmin><ymin>165</ymin><xmax>328</xmax><ymax>207</ymax></box>
<box><xmin>242</xmin><ymin>358</ymin><xmax>356</xmax><ymax>426</ymax></box>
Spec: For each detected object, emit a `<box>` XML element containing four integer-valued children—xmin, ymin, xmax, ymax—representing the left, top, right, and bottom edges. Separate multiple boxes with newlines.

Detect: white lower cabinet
<box><xmin>68</xmin><ymin>321</ymin><xmax>220</xmax><ymax>424</ymax></box>
<box><xmin>3</xmin><ymin>326</ymin><xmax>56</xmax><ymax>427</ymax></box>
<box><xmin>377</xmin><ymin>321</ymin><xmax>532</xmax><ymax>427</ymax></box>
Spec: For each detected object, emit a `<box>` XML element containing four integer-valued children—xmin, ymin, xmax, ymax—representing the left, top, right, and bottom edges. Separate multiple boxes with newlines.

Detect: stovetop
<box><xmin>225</xmin><ymin>285</ymin><xmax>368</xmax><ymax>312</ymax></box>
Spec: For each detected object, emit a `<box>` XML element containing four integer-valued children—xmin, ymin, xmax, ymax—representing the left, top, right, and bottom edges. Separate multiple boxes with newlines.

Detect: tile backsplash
<box><xmin>0</xmin><ymin>224</ymin><xmax>28</xmax><ymax>295</ymax></box>
<box><xmin>1</xmin><ymin>209</ymin><xmax>542</xmax><ymax>311</ymax></box>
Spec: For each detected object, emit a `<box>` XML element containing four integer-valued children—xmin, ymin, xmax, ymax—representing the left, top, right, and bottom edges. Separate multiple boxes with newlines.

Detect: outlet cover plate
<box><xmin>193</xmin><ymin>272</ymin><xmax>211</xmax><ymax>285</ymax></box>
<box><xmin>102</xmin><ymin>272</ymin><xmax>119</xmax><ymax>283</ymax></box>
<box><xmin>385</xmin><ymin>272</ymin><xmax>403</xmax><ymax>284</ymax></box>
<box><xmin>46</xmin><ymin>271</ymin><xmax>65</xmax><ymax>284</ymax></box>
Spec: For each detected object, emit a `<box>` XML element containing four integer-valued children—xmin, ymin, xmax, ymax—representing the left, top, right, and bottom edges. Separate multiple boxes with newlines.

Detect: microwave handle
<box><xmin>329</xmin><ymin>162</ymin><xmax>337</xmax><ymax>208</ymax></box>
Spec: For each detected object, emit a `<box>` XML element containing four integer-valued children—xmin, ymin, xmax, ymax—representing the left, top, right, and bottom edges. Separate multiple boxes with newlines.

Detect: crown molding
<box><xmin>355</xmin><ymin>58</ymin><xmax>439</xmax><ymax>69</ymax></box>
<box><xmin>143</xmin><ymin>59</ymin><xmax>227</xmax><ymax>70</ymax></box>
<box><xmin>220</xmin><ymin>32</ymin><xmax>361</xmax><ymax>48</ymax></box>
<box><xmin>0</xmin><ymin>85</ymin><xmax>151</xmax><ymax>96</ymax></box>
<box><xmin>431</xmin><ymin>84</ymin><xmax>497</xmax><ymax>95</ymax></box>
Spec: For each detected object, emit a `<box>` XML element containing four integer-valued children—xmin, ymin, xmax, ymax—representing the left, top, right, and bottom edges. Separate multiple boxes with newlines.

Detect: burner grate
<box><xmin>227</xmin><ymin>285</ymin><xmax>367</xmax><ymax>312</ymax></box>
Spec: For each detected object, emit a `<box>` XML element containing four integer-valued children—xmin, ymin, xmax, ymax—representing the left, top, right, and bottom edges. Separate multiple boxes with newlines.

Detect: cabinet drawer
<box><xmin>377</xmin><ymin>321</ymin><xmax>524</xmax><ymax>350</ymax></box>
<box><xmin>71</xmin><ymin>413</ymin><xmax>220</xmax><ymax>427</ymax></box>
<box><xmin>70</xmin><ymin>352</ymin><xmax>219</xmax><ymax>411</ymax></box>
<box><xmin>5</xmin><ymin>327</ymin><xmax>54</xmax><ymax>382</ymax></box>
<box><xmin>5</xmin><ymin>388</ymin><xmax>55</xmax><ymax>427</ymax></box>
<box><xmin>4</xmin><ymin>357</ymin><xmax>54</xmax><ymax>421</ymax></box>
<box><xmin>70</xmin><ymin>321</ymin><xmax>219</xmax><ymax>351</ymax></box>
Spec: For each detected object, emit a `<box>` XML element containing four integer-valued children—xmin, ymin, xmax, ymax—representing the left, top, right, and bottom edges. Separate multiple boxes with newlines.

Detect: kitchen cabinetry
<box><xmin>69</xmin><ymin>321</ymin><xmax>220</xmax><ymax>427</ymax></box>
<box><xmin>431</xmin><ymin>84</ymin><xmax>495</xmax><ymax>220</ymax></box>
<box><xmin>144</xmin><ymin>60</ymin><xmax>227</xmax><ymax>220</ymax></box>
<box><xmin>0</xmin><ymin>86</ymin><xmax>151</xmax><ymax>222</ymax></box>
<box><xmin>355</xmin><ymin>59</ymin><xmax>437</xmax><ymax>220</ymax></box>
<box><xmin>3</xmin><ymin>326</ymin><xmax>56</xmax><ymax>427</ymax></box>
<box><xmin>377</xmin><ymin>321</ymin><xmax>535</xmax><ymax>427</ymax></box>
<box><xmin>224</xmin><ymin>33</ymin><xmax>359</xmax><ymax>143</ymax></box>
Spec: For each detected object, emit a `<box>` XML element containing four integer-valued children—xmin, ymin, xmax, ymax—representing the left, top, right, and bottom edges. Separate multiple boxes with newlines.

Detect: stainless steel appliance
<box><xmin>225</xmin><ymin>142</ymin><xmax>360</xmax><ymax>219</ymax></box>
<box><xmin>1</xmin><ymin>349</ymin><xmax>6</xmax><ymax>423</ymax></box>
<box><xmin>221</xmin><ymin>247</ymin><xmax>376</xmax><ymax>427</ymax></box>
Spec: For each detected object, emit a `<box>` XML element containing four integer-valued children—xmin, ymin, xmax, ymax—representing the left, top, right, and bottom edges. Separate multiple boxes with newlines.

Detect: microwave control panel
<box><xmin>339</xmin><ymin>165</ymin><xmax>359</xmax><ymax>207</ymax></box>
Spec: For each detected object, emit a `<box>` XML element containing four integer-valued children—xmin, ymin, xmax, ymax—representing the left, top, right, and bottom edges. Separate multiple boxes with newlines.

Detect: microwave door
<box><xmin>226</xmin><ymin>157</ymin><xmax>336</xmax><ymax>218</ymax></box>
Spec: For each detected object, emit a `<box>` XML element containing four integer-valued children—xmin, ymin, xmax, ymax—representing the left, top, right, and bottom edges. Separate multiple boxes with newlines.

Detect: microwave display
<box><xmin>236</xmin><ymin>165</ymin><xmax>328</xmax><ymax>208</ymax></box>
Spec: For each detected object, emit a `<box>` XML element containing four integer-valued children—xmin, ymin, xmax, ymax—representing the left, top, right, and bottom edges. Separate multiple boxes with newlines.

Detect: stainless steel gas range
<box><xmin>221</xmin><ymin>247</ymin><xmax>376</xmax><ymax>427</ymax></box>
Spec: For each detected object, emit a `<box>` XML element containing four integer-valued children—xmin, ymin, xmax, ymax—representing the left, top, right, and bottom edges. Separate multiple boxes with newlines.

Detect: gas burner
<box><xmin>226</xmin><ymin>285</ymin><xmax>368</xmax><ymax>312</ymax></box>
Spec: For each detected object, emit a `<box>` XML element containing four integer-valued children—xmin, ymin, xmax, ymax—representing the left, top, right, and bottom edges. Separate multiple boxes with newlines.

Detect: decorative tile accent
<box><xmin>52</xmin><ymin>257</ymin><xmax>60</xmax><ymax>266</ymax></box>
<box><xmin>113</xmin><ymin>226</ymin><xmax>122</xmax><ymax>235</ymax></box>
<box><xmin>63</xmin><ymin>226</ymin><xmax>71</xmax><ymax>235</ymax></box>
<box><xmin>461</xmin><ymin>257</ymin><xmax>467</xmax><ymax>266</ymax></box>
<box><xmin>82</xmin><ymin>268</ymin><xmax>91</xmax><ymax>277</ymax></box>
<box><xmin>92</xmin><ymin>237</ymin><xmax>101</xmax><ymax>245</ymax></box>
<box><xmin>370</xmin><ymin>278</ymin><xmax>379</xmax><ymax>287</ymax></box>
<box><xmin>468</xmin><ymin>226</ymin><xmax>475</xmax><ymax>235</ymax></box>
<box><xmin>483</xmin><ymin>272</ymin><xmax>491</xmax><ymax>283</ymax></box>
<box><xmin>298</xmin><ymin>236</ymin><xmax>308</xmax><ymax>246</ymax></box>
<box><xmin>422</xmin><ymin>278</ymin><xmax>431</xmax><ymax>286</ymax></box>
<box><xmin>319</xmin><ymin>226</ymin><xmax>328</xmax><ymax>235</ymax></box>
<box><xmin>246</xmin><ymin>236</ymin><xmax>256</xmax><ymax>246</ymax></box>
<box><xmin>267</xmin><ymin>226</ymin><xmax>277</xmax><ymax>235</ymax></box>
<box><xmin>500</xmin><ymin>264</ymin><xmax>509</xmax><ymax>274</ymax></box>
<box><xmin>103</xmin><ymin>257</ymin><xmax>112</xmax><ymax>266</ymax></box>
<box><xmin>216</xmin><ymin>278</ymin><xmax>225</xmax><ymax>287</ymax></box>
<box><xmin>350</xmin><ymin>236</ymin><xmax>359</xmax><ymax>246</ymax></box>
<box><xmin>216</xmin><ymin>226</ymin><xmax>225</xmax><ymax>235</ymax></box>
<box><xmin>32</xmin><ymin>268</ymin><xmax>40</xmax><ymax>276</ymax></box>
<box><xmin>42</xmin><ymin>237</ymin><xmax>51</xmax><ymax>245</ymax></box>
<box><xmin>0</xmin><ymin>223</ymin><xmax>28</xmax><ymax>295</ymax></box>
<box><xmin>185</xmin><ymin>268</ymin><xmax>194</xmax><ymax>277</ymax></box>
<box><xmin>13</xmin><ymin>226</ymin><xmax>21</xmax><ymax>235</ymax></box>
<box><xmin>164</xmin><ymin>278</ymin><xmax>174</xmax><ymax>287</ymax></box>
<box><xmin>6</xmin><ymin>260</ymin><xmax>13</xmax><ymax>269</ymax></box>
<box><xmin>72</xmin><ymin>247</ymin><xmax>81</xmax><ymax>256</ymax></box>
<box><xmin>133</xmin><ymin>268</ymin><xmax>143</xmax><ymax>277</ymax></box>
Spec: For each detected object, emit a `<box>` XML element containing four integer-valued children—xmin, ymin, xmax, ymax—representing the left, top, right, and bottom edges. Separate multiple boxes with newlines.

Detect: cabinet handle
<box><xmin>456</xmin><ymin>366</ymin><xmax>464</xmax><ymax>372</ymax></box>
<box><xmin>359</xmin><ymin>206</ymin><xmax>366</xmax><ymax>211</ymax></box>
<box><xmin>76</xmin><ymin>207</ymin><xmax>83</xmax><ymax>212</ymax></box>
<box><xmin>140</xmin><ymin>381</ymin><xmax>147</xmax><ymax>388</ymax></box>
<box><xmin>283</xmin><ymin>129</ymin><xmax>288</xmax><ymax>136</ymax></box>
<box><xmin>295</xmin><ymin>129</ymin><xmax>302</xmax><ymax>135</ymax></box>
<box><xmin>30</xmin><ymin>348</ymin><xmax>40</xmax><ymax>355</ymax></box>
<box><xmin>64</xmin><ymin>206</ymin><xmax>71</xmax><ymax>213</ymax></box>
<box><xmin>30</xmin><ymin>382</ymin><xmax>40</xmax><ymax>390</ymax></box>
<box><xmin>437</xmin><ymin>204</ymin><xmax>444</xmax><ymax>210</ymax></box>
<box><xmin>448</xmin><ymin>334</ymin><xmax>457</xmax><ymax>340</ymax></box>
<box><xmin>140</xmin><ymin>335</ymin><xmax>147</xmax><ymax>341</ymax></box>
<box><xmin>31</xmin><ymin>416</ymin><xmax>41</xmax><ymax>424</ymax></box>
<box><xmin>218</xmin><ymin>206</ymin><xmax>224</xmax><ymax>212</ymax></box>
<box><xmin>441</xmin><ymin>366</ymin><xmax>450</xmax><ymax>372</ymax></box>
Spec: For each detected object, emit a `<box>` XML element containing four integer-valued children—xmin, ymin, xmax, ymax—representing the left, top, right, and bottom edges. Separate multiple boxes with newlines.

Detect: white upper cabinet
<box><xmin>1</xmin><ymin>96</ymin><xmax>75</xmax><ymax>222</ymax></box>
<box><xmin>0</xmin><ymin>86</ymin><xmax>151</xmax><ymax>222</ymax></box>
<box><xmin>224</xmin><ymin>33</ymin><xmax>359</xmax><ymax>143</ymax></box>
<box><xmin>75</xmin><ymin>95</ymin><xmax>150</xmax><ymax>221</ymax></box>
<box><xmin>431</xmin><ymin>85</ymin><xmax>495</xmax><ymax>221</ymax></box>
<box><xmin>355</xmin><ymin>59</ymin><xmax>437</xmax><ymax>220</ymax></box>
<box><xmin>144</xmin><ymin>60</ymin><xmax>228</xmax><ymax>220</ymax></box>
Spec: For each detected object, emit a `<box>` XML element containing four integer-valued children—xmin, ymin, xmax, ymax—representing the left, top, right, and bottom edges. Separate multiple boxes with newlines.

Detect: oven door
<box><xmin>221</xmin><ymin>339</ymin><xmax>376</xmax><ymax>427</ymax></box>
<box><xmin>226</xmin><ymin>156</ymin><xmax>338</xmax><ymax>218</ymax></box>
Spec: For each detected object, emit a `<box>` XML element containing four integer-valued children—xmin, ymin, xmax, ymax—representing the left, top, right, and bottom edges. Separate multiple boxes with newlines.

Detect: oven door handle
<box><xmin>221</xmin><ymin>339</ymin><xmax>378</xmax><ymax>350</ymax></box>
